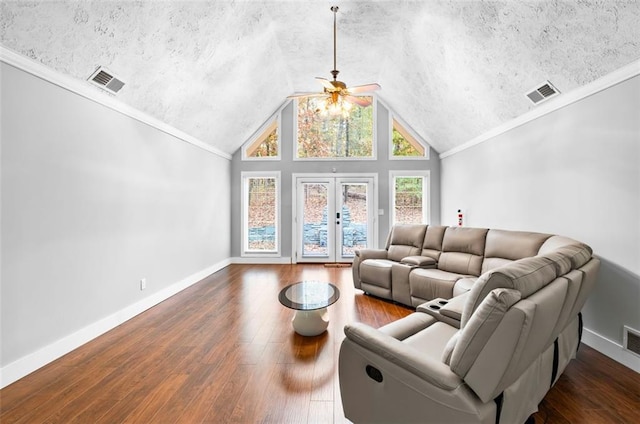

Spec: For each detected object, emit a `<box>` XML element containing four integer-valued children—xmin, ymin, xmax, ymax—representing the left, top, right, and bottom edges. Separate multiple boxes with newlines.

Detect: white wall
<box><xmin>0</xmin><ymin>62</ymin><xmax>231</xmax><ymax>384</ymax></box>
<box><xmin>441</xmin><ymin>74</ymin><xmax>640</xmax><ymax>368</ymax></box>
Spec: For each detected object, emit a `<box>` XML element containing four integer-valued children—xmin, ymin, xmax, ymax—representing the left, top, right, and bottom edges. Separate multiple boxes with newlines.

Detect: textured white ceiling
<box><xmin>2</xmin><ymin>1</ymin><xmax>640</xmax><ymax>155</ymax></box>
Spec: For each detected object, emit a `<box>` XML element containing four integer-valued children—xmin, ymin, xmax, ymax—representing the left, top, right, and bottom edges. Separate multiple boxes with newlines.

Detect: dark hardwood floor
<box><xmin>1</xmin><ymin>264</ymin><xmax>638</xmax><ymax>423</ymax></box>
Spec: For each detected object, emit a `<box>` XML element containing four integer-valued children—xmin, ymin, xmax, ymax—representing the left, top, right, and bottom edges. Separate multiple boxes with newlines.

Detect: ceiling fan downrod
<box><xmin>331</xmin><ymin>5</ymin><xmax>339</xmax><ymax>82</ymax></box>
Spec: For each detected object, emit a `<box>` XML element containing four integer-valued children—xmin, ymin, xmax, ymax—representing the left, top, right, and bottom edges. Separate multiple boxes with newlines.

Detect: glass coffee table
<box><xmin>278</xmin><ymin>281</ymin><xmax>340</xmax><ymax>336</ymax></box>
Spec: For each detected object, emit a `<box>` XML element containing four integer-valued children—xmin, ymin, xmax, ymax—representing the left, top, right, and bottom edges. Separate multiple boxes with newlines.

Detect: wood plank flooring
<box><xmin>1</xmin><ymin>264</ymin><xmax>638</xmax><ymax>423</ymax></box>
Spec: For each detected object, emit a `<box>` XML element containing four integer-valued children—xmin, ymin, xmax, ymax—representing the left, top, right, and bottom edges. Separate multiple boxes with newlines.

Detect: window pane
<box><xmin>341</xmin><ymin>183</ymin><xmax>368</xmax><ymax>257</ymax></box>
<box><xmin>302</xmin><ymin>183</ymin><xmax>329</xmax><ymax>256</ymax></box>
<box><xmin>247</xmin><ymin>177</ymin><xmax>277</xmax><ymax>251</ymax></box>
<box><xmin>392</xmin><ymin>119</ymin><xmax>426</xmax><ymax>157</ymax></box>
<box><xmin>394</xmin><ymin>177</ymin><xmax>423</xmax><ymax>224</ymax></box>
<box><xmin>297</xmin><ymin>97</ymin><xmax>374</xmax><ymax>158</ymax></box>
<box><xmin>245</xmin><ymin>120</ymin><xmax>278</xmax><ymax>158</ymax></box>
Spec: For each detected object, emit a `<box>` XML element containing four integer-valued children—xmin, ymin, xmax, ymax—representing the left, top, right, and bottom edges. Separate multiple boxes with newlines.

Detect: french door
<box><xmin>294</xmin><ymin>175</ymin><xmax>376</xmax><ymax>263</ymax></box>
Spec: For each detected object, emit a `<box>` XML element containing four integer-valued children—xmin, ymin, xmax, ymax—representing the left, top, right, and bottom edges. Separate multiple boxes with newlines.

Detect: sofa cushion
<box><xmin>359</xmin><ymin>259</ymin><xmax>394</xmax><ymax>289</ymax></box>
<box><xmin>403</xmin><ymin>321</ymin><xmax>460</xmax><ymax>362</ymax></box>
<box><xmin>387</xmin><ymin>224</ymin><xmax>427</xmax><ymax>262</ymax></box>
<box><xmin>438</xmin><ymin>227</ymin><xmax>488</xmax><ymax>276</ymax></box>
<box><xmin>421</xmin><ymin>225</ymin><xmax>447</xmax><ymax>260</ymax></box>
<box><xmin>552</xmin><ymin>244</ymin><xmax>593</xmax><ymax>269</ymax></box>
<box><xmin>409</xmin><ymin>268</ymin><xmax>466</xmax><ymax>302</ymax></box>
<box><xmin>481</xmin><ymin>230</ymin><xmax>551</xmax><ymax>274</ymax></box>
<box><xmin>484</xmin><ymin>230</ymin><xmax>551</xmax><ymax>261</ymax></box>
<box><xmin>462</xmin><ymin>256</ymin><xmax>557</xmax><ymax>327</ymax></box>
<box><xmin>538</xmin><ymin>250</ymin><xmax>572</xmax><ymax>275</ymax></box>
<box><xmin>450</xmin><ymin>288</ymin><xmax>522</xmax><ymax>377</ymax></box>
<box><xmin>453</xmin><ymin>277</ymin><xmax>477</xmax><ymax>297</ymax></box>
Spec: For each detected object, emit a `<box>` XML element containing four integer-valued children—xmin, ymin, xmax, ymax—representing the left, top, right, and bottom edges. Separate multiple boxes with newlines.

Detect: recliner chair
<box><xmin>339</xmin><ymin>245</ymin><xmax>599</xmax><ymax>423</ymax></box>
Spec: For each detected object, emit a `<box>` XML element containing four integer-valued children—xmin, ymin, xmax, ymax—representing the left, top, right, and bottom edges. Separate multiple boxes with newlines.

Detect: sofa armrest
<box><xmin>356</xmin><ymin>248</ymin><xmax>389</xmax><ymax>261</ymax></box>
<box><xmin>439</xmin><ymin>292</ymin><xmax>469</xmax><ymax>322</ymax></box>
<box><xmin>401</xmin><ymin>256</ymin><xmax>437</xmax><ymax>268</ymax></box>
<box><xmin>344</xmin><ymin>322</ymin><xmax>462</xmax><ymax>390</ymax></box>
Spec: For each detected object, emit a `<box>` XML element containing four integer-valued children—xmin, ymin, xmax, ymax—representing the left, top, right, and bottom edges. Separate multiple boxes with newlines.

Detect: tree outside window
<box><xmin>297</xmin><ymin>97</ymin><xmax>374</xmax><ymax>159</ymax></box>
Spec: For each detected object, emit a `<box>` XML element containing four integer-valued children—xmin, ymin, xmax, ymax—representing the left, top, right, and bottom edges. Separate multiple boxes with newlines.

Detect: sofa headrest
<box><xmin>484</xmin><ymin>229</ymin><xmax>551</xmax><ymax>261</ymax></box>
<box><xmin>462</xmin><ymin>256</ymin><xmax>557</xmax><ymax>327</ymax></box>
<box><xmin>389</xmin><ymin>224</ymin><xmax>427</xmax><ymax>248</ymax></box>
<box><xmin>537</xmin><ymin>235</ymin><xmax>590</xmax><ymax>255</ymax></box>
<box><xmin>446</xmin><ymin>288</ymin><xmax>522</xmax><ymax>377</ymax></box>
<box><xmin>442</xmin><ymin>227</ymin><xmax>489</xmax><ymax>256</ymax></box>
<box><xmin>387</xmin><ymin>224</ymin><xmax>428</xmax><ymax>262</ymax></box>
<box><xmin>551</xmin><ymin>244</ymin><xmax>593</xmax><ymax>269</ymax></box>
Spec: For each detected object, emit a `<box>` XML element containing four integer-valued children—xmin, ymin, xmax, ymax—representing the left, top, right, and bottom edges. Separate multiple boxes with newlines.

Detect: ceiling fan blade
<box><xmin>344</xmin><ymin>95</ymin><xmax>372</xmax><ymax>107</ymax></box>
<box><xmin>347</xmin><ymin>83</ymin><xmax>381</xmax><ymax>94</ymax></box>
<box><xmin>287</xmin><ymin>92</ymin><xmax>327</xmax><ymax>99</ymax></box>
<box><xmin>315</xmin><ymin>77</ymin><xmax>337</xmax><ymax>91</ymax></box>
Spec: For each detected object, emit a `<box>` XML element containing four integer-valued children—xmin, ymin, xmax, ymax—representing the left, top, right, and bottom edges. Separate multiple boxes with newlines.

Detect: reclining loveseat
<box><xmin>340</xmin><ymin>225</ymin><xmax>599</xmax><ymax>423</ymax></box>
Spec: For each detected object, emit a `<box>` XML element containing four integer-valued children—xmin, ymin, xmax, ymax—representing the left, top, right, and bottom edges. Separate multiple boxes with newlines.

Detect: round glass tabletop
<box><xmin>278</xmin><ymin>281</ymin><xmax>340</xmax><ymax>311</ymax></box>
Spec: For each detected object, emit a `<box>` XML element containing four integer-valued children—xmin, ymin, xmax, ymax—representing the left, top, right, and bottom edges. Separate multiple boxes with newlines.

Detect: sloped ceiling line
<box><xmin>0</xmin><ymin>46</ymin><xmax>232</xmax><ymax>160</ymax></box>
<box><xmin>1</xmin><ymin>1</ymin><xmax>639</xmax><ymax>155</ymax></box>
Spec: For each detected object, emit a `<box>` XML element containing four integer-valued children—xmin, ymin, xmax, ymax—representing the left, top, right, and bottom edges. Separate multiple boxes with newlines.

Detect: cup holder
<box><xmin>429</xmin><ymin>304</ymin><xmax>441</xmax><ymax>310</ymax></box>
<box><xmin>438</xmin><ymin>300</ymin><xmax>448</xmax><ymax>305</ymax></box>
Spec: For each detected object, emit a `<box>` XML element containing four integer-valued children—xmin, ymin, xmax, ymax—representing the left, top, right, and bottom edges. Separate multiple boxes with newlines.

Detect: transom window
<box><xmin>296</xmin><ymin>97</ymin><xmax>375</xmax><ymax>159</ymax></box>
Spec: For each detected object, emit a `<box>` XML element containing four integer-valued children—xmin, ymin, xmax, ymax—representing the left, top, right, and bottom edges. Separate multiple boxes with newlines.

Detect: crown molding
<box><xmin>0</xmin><ymin>45</ymin><xmax>232</xmax><ymax>160</ymax></box>
<box><xmin>440</xmin><ymin>59</ymin><xmax>640</xmax><ymax>159</ymax></box>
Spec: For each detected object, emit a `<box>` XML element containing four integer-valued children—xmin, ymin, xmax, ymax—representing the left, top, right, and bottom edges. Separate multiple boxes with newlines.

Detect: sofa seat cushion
<box><xmin>453</xmin><ymin>277</ymin><xmax>477</xmax><ymax>297</ymax></box>
<box><xmin>409</xmin><ymin>268</ymin><xmax>468</xmax><ymax>302</ymax></box>
<box><xmin>360</xmin><ymin>259</ymin><xmax>394</xmax><ymax>289</ymax></box>
<box><xmin>403</xmin><ymin>321</ymin><xmax>459</xmax><ymax>361</ymax></box>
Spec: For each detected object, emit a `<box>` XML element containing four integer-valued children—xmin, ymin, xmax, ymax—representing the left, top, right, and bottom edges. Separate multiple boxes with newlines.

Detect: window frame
<box><xmin>241</xmin><ymin>115</ymin><xmax>281</xmax><ymax>161</ymax></box>
<box><xmin>388</xmin><ymin>115</ymin><xmax>430</xmax><ymax>160</ymax></box>
<box><xmin>241</xmin><ymin>171</ymin><xmax>281</xmax><ymax>257</ymax></box>
<box><xmin>293</xmin><ymin>97</ymin><xmax>378</xmax><ymax>161</ymax></box>
<box><xmin>389</xmin><ymin>170</ymin><xmax>431</xmax><ymax>227</ymax></box>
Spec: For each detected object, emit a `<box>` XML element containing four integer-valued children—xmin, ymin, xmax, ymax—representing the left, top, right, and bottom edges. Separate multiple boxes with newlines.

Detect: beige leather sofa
<box><xmin>341</xmin><ymin>225</ymin><xmax>600</xmax><ymax>423</ymax></box>
<box><xmin>353</xmin><ymin>224</ymin><xmax>582</xmax><ymax>307</ymax></box>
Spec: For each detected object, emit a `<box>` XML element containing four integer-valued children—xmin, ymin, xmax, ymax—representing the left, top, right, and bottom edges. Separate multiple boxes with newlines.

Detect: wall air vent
<box><xmin>525</xmin><ymin>80</ymin><xmax>559</xmax><ymax>105</ymax></box>
<box><xmin>88</xmin><ymin>67</ymin><xmax>125</xmax><ymax>94</ymax></box>
<box><xmin>623</xmin><ymin>326</ymin><xmax>640</xmax><ymax>357</ymax></box>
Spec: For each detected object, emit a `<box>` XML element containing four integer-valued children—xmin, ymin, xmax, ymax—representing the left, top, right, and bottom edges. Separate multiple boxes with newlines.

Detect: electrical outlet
<box><xmin>140</xmin><ymin>278</ymin><xmax>146</xmax><ymax>291</ymax></box>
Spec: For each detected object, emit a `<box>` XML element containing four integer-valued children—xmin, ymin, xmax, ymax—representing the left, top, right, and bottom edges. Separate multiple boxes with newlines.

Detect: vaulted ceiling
<box><xmin>2</xmin><ymin>1</ymin><xmax>639</xmax><ymax>155</ymax></box>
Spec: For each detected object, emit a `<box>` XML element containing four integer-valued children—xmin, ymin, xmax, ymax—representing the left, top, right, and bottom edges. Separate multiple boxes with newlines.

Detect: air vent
<box><xmin>623</xmin><ymin>326</ymin><xmax>640</xmax><ymax>357</ymax></box>
<box><xmin>88</xmin><ymin>67</ymin><xmax>125</xmax><ymax>94</ymax></box>
<box><xmin>525</xmin><ymin>80</ymin><xmax>559</xmax><ymax>104</ymax></box>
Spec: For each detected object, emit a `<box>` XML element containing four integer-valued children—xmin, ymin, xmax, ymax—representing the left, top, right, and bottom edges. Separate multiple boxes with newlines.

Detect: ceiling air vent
<box><xmin>88</xmin><ymin>67</ymin><xmax>125</xmax><ymax>94</ymax></box>
<box><xmin>525</xmin><ymin>80</ymin><xmax>559</xmax><ymax>105</ymax></box>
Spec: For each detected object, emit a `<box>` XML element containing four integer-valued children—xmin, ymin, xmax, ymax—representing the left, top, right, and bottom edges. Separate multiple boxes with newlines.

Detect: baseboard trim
<box><xmin>582</xmin><ymin>327</ymin><xmax>640</xmax><ymax>373</ymax></box>
<box><xmin>231</xmin><ymin>256</ymin><xmax>293</xmax><ymax>264</ymax></box>
<box><xmin>0</xmin><ymin>259</ymin><xmax>231</xmax><ymax>389</ymax></box>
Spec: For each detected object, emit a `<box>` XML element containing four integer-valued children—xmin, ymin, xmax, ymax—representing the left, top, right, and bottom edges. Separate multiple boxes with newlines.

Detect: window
<box><xmin>242</xmin><ymin>118</ymin><xmax>280</xmax><ymax>160</ymax></box>
<box><xmin>242</xmin><ymin>172</ymin><xmax>280</xmax><ymax>255</ymax></box>
<box><xmin>390</xmin><ymin>171</ymin><xmax>430</xmax><ymax>225</ymax></box>
<box><xmin>390</xmin><ymin>117</ymin><xmax>429</xmax><ymax>159</ymax></box>
<box><xmin>296</xmin><ymin>97</ymin><xmax>375</xmax><ymax>159</ymax></box>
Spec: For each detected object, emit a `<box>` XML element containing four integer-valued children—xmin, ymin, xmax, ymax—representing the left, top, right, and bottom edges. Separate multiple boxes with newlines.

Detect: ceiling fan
<box><xmin>288</xmin><ymin>5</ymin><xmax>380</xmax><ymax>112</ymax></box>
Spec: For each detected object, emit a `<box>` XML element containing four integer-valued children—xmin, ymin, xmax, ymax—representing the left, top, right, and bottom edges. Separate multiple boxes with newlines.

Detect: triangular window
<box><xmin>391</xmin><ymin>118</ymin><xmax>428</xmax><ymax>158</ymax></box>
<box><xmin>243</xmin><ymin>119</ymin><xmax>280</xmax><ymax>159</ymax></box>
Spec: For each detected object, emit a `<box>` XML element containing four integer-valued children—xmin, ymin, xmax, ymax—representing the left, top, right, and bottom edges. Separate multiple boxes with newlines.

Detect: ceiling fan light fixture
<box><xmin>288</xmin><ymin>5</ymin><xmax>380</xmax><ymax>109</ymax></box>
